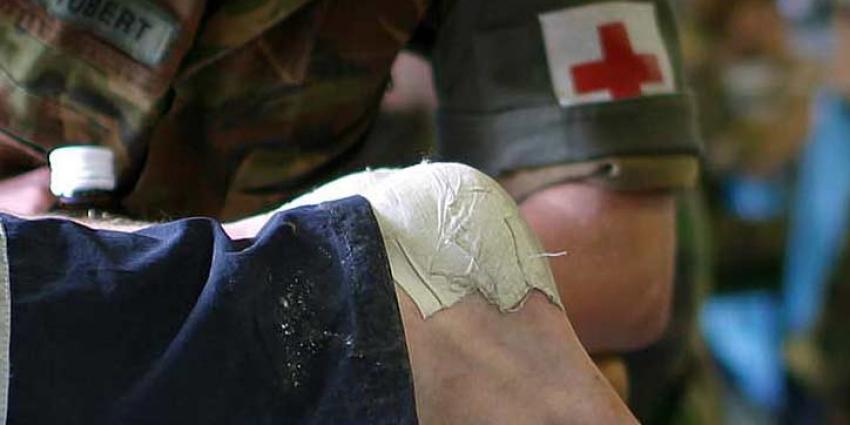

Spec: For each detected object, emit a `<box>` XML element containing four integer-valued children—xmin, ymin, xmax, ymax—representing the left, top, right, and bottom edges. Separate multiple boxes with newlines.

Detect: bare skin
<box><xmin>520</xmin><ymin>183</ymin><xmax>675</xmax><ymax>353</ymax></box>
<box><xmin>398</xmin><ymin>290</ymin><xmax>637</xmax><ymax>424</ymax></box>
<box><xmin>0</xmin><ymin>167</ymin><xmax>54</xmax><ymax>216</ymax></box>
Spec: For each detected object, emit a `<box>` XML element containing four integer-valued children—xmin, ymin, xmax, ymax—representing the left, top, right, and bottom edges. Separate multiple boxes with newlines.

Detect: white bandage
<box><xmin>282</xmin><ymin>163</ymin><xmax>564</xmax><ymax>318</ymax></box>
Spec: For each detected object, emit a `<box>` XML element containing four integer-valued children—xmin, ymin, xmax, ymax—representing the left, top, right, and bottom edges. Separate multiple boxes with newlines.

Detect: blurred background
<box><xmin>370</xmin><ymin>0</ymin><xmax>850</xmax><ymax>423</ymax></box>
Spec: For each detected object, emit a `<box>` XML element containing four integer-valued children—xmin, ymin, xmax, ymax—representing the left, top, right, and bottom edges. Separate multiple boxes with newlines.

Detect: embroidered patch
<box><xmin>538</xmin><ymin>2</ymin><xmax>675</xmax><ymax>107</ymax></box>
<box><xmin>40</xmin><ymin>0</ymin><xmax>179</xmax><ymax>66</ymax></box>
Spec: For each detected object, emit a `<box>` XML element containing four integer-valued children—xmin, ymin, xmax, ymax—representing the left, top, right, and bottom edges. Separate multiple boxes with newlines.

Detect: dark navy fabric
<box><xmin>1</xmin><ymin>196</ymin><xmax>417</xmax><ymax>425</ymax></box>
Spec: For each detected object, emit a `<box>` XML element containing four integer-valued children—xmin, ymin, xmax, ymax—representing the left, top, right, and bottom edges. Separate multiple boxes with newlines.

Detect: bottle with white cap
<box><xmin>49</xmin><ymin>145</ymin><xmax>117</xmax><ymax>213</ymax></box>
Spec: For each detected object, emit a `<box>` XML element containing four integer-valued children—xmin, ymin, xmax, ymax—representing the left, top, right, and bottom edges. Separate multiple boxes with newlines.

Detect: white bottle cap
<box><xmin>49</xmin><ymin>146</ymin><xmax>116</xmax><ymax>198</ymax></box>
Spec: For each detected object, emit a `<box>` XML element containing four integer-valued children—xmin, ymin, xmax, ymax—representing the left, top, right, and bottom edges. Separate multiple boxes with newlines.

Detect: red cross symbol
<box><xmin>570</xmin><ymin>22</ymin><xmax>663</xmax><ymax>99</ymax></box>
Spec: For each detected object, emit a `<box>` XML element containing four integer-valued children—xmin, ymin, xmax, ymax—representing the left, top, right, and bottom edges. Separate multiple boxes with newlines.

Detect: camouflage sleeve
<box><xmin>427</xmin><ymin>0</ymin><xmax>702</xmax><ymax>193</ymax></box>
<box><xmin>0</xmin><ymin>0</ymin><xmax>428</xmax><ymax>219</ymax></box>
<box><xmin>0</xmin><ymin>0</ymin><xmax>201</xmax><ymax>185</ymax></box>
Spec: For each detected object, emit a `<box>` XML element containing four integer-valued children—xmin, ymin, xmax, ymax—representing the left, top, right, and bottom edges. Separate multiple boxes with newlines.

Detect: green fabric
<box><xmin>625</xmin><ymin>190</ymin><xmax>721</xmax><ymax>425</ymax></box>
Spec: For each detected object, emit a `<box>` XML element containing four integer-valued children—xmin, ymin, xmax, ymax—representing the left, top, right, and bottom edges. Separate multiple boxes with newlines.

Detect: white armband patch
<box><xmin>283</xmin><ymin>163</ymin><xmax>564</xmax><ymax>318</ymax></box>
<box><xmin>0</xmin><ymin>223</ymin><xmax>10</xmax><ymax>424</ymax></box>
<box><xmin>539</xmin><ymin>2</ymin><xmax>676</xmax><ymax>107</ymax></box>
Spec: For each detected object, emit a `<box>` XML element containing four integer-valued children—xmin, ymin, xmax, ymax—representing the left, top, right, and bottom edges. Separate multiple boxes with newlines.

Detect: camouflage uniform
<box><xmin>0</xmin><ymin>0</ymin><xmax>700</xmax><ymax>221</ymax></box>
<box><xmin>1</xmin><ymin>0</ymin><xmax>431</xmax><ymax>219</ymax></box>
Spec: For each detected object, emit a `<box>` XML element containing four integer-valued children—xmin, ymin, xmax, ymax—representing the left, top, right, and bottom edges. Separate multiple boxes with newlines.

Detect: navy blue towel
<box><xmin>1</xmin><ymin>196</ymin><xmax>417</xmax><ymax>425</ymax></box>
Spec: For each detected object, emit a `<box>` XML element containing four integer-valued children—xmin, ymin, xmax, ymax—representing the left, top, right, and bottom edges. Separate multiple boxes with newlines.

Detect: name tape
<box><xmin>40</xmin><ymin>0</ymin><xmax>179</xmax><ymax>66</ymax></box>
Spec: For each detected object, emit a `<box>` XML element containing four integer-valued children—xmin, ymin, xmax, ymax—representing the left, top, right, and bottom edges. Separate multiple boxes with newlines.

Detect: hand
<box><xmin>0</xmin><ymin>167</ymin><xmax>55</xmax><ymax>215</ymax></box>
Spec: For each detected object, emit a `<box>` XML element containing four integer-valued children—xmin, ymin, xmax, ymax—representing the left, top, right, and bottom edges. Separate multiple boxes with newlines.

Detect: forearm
<box><xmin>518</xmin><ymin>182</ymin><xmax>676</xmax><ymax>353</ymax></box>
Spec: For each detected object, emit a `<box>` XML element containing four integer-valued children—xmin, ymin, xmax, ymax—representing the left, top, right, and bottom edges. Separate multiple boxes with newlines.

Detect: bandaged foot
<box><xmin>279</xmin><ymin>162</ymin><xmax>563</xmax><ymax>318</ymax></box>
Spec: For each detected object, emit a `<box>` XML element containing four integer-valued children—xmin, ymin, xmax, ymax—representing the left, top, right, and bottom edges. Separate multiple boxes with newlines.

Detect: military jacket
<box><xmin>0</xmin><ymin>0</ymin><xmax>700</xmax><ymax>220</ymax></box>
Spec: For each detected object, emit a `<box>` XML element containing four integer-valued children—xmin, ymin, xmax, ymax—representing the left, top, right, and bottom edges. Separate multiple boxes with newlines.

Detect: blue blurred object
<box><xmin>702</xmin><ymin>291</ymin><xmax>786</xmax><ymax>412</ymax></box>
<box><xmin>783</xmin><ymin>90</ymin><xmax>850</xmax><ymax>336</ymax></box>
<box><xmin>723</xmin><ymin>174</ymin><xmax>790</xmax><ymax>222</ymax></box>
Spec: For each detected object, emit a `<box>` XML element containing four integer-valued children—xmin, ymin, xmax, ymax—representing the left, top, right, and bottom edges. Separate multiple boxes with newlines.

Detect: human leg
<box><xmin>278</xmin><ymin>162</ymin><xmax>638</xmax><ymax>423</ymax></box>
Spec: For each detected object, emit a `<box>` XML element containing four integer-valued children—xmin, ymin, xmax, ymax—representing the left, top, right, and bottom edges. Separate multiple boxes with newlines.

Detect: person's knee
<box><xmin>362</xmin><ymin>162</ymin><xmax>564</xmax><ymax>319</ymax></box>
<box><xmin>281</xmin><ymin>162</ymin><xmax>565</xmax><ymax>319</ymax></box>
